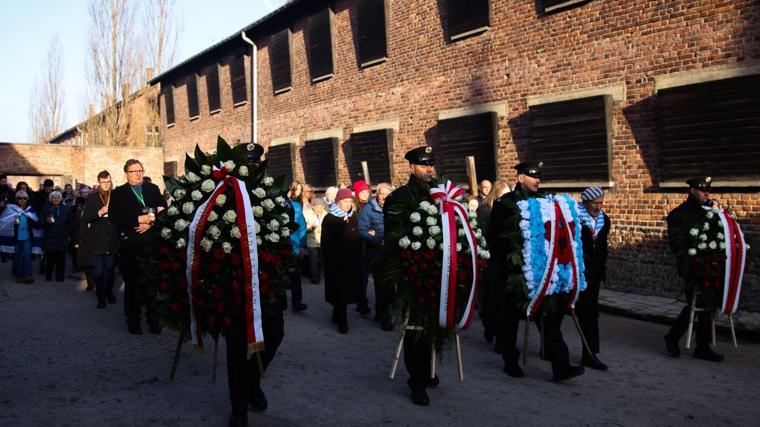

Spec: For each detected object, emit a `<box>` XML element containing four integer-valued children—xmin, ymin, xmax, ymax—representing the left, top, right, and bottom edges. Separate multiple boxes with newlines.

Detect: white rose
<box><xmin>253</xmin><ymin>222</ymin><xmax>261</xmax><ymax>234</ymax></box>
<box><xmin>706</xmin><ymin>212</ymin><xmax>714</xmax><ymax>219</ymax></box>
<box><xmin>708</xmin><ymin>241</ymin><xmax>717</xmax><ymax>250</ymax></box>
<box><xmin>687</xmin><ymin>248</ymin><xmax>697</xmax><ymax>256</ymax></box>
<box><xmin>175</xmin><ymin>238</ymin><xmax>187</xmax><ymax>248</ymax></box>
<box><xmin>268</xmin><ymin>233</ymin><xmax>280</xmax><ymax>243</ymax></box>
<box><xmin>186</xmin><ymin>172</ymin><xmax>200</xmax><ymax>183</ymax></box>
<box><xmin>745</xmin><ymin>244</ymin><xmax>750</xmax><ymax>250</ymax></box>
<box><xmin>167</xmin><ymin>205</ymin><xmax>179</xmax><ymax>216</ymax></box>
<box><xmin>398</xmin><ymin>236</ymin><xmax>411</xmax><ymax>249</ymax></box>
<box><xmin>267</xmin><ymin>219</ymin><xmax>280</xmax><ymax>231</ymax></box>
<box><xmin>411</xmin><ymin>241</ymin><xmax>422</xmax><ymax>250</ymax></box>
<box><xmin>230</xmin><ymin>226</ymin><xmax>242</xmax><ymax>239</ymax></box>
<box><xmin>479</xmin><ymin>250</ymin><xmax>490</xmax><ymax>260</ymax></box>
<box><xmin>697</xmin><ymin>242</ymin><xmax>707</xmax><ymax>250</ymax></box>
<box><xmin>281</xmin><ymin>227</ymin><xmax>290</xmax><ymax>238</ymax></box>
<box><xmin>215</xmin><ymin>194</ymin><xmax>227</xmax><ymax>206</ymax></box>
<box><xmin>191</xmin><ymin>190</ymin><xmax>203</xmax><ymax>201</ymax></box>
<box><xmin>201</xmin><ymin>179</ymin><xmax>215</xmax><ymax>193</ymax></box>
<box><xmin>182</xmin><ymin>202</ymin><xmax>195</xmax><ymax>214</ymax></box>
<box><xmin>208</xmin><ymin>211</ymin><xmax>218</xmax><ymax>222</ymax></box>
<box><xmin>426</xmin><ymin>237</ymin><xmax>436</xmax><ymax>249</ymax></box>
<box><xmin>438</xmin><ymin>242</ymin><xmax>444</xmax><ymax>250</ymax></box>
<box><xmin>474</xmin><ymin>229</ymin><xmax>482</xmax><ymax>239</ymax></box>
<box><xmin>253</xmin><ymin>188</ymin><xmax>266</xmax><ymax>198</ymax></box>
<box><xmin>222</xmin><ymin>242</ymin><xmax>233</xmax><ymax>254</ymax></box>
<box><xmin>419</xmin><ymin>201</ymin><xmax>431</xmax><ymax>210</ymax></box>
<box><xmin>262</xmin><ymin>177</ymin><xmax>274</xmax><ymax>187</ymax></box>
<box><xmin>256</xmin><ymin>236</ymin><xmax>262</xmax><ymax>245</ymax></box>
<box><xmin>717</xmin><ymin>232</ymin><xmax>724</xmax><ymax>241</ymax></box>
<box><xmin>470</xmin><ymin>220</ymin><xmax>478</xmax><ymax>229</ymax></box>
<box><xmin>426</xmin><ymin>216</ymin><xmax>437</xmax><ymax>226</ymax></box>
<box><xmin>275</xmin><ymin>196</ymin><xmax>286</xmax><ymax>206</ymax></box>
<box><xmin>173</xmin><ymin>189</ymin><xmax>186</xmax><ymax>200</ymax></box>
<box><xmin>239</xmin><ymin>166</ymin><xmax>249</xmax><ymax>176</ymax></box>
<box><xmin>456</xmin><ymin>243</ymin><xmax>462</xmax><ymax>252</ymax></box>
<box><xmin>253</xmin><ymin>206</ymin><xmax>264</xmax><ymax>217</ymax></box>
<box><xmin>702</xmin><ymin>222</ymin><xmax>710</xmax><ymax>231</ymax></box>
<box><xmin>429</xmin><ymin>226</ymin><xmax>441</xmax><ymax>236</ymax></box>
<box><xmin>711</xmin><ymin>206</ymin><xmax>720</xmax><ymax>213</ymax></box>
<box><xmin>427</xmin><ymin>205</ymin><xmax>438</xmax><ymax>215</ymax></box>
<box><xmin>224</xmin><ymin>160</ymin><xmax>236</xmax><ymax>172</ymax></box>
<box><xmin>410</xmin><ymin>212</ymin><xmax>421</xmax><ymax>223</ymax></box>
<box><xmin>207</xmin><ymin>225</ymin><xmax>221</xmax><ymax>239</ymax></box>
<box><xmin>719</xmin><ymin>242</ymin><xmax>726</xmax><ymax>250</ymax></box>
<box><xmin>458</xmin><ymin>229</ymin><xmax>465</xmax><ymax>237</ymax></box>
<box><xmin>174</xmin><ymin>219</ymin><xmax>189</xmax><ymax>232</ymax></box>
<box><xmin>201</xmin><ymin>165</ymin><xmax>211</xmax><ymax>175</ymax></box>
<box><xmin>223</xmin><ymin>210</ymin><xmax>237</xmax><ymax>223</ymax></box>
<box><xmin>468</xmin><ymin>210</ymin><xmax>477</xmax><ymax>218</ymax></box>
<box><xmin>262</xmin><ymin>199</ymin><xmax>275</xmax><ymax>211</ymax></box>
<box><xmin>412</xmin><ymin>226</ymin><xmax>423</xmax><ymax>236</ymax></box>
<box><xmin>699</xmin><ymin>234</ymin><xmax>707</xmax><ymax>242</ymax></box>
<box><xmin>689</xmin><ymin>228</ymin><xmax>699</xmax><ymax>237</ymax></box>
<box><xmin>280</xmin><ymin>213</ymin><xmax>289</xmax><ymax>223</ymax></box>
<box><xmin>200</xmin><ymin>238</ymin><xmax>213</xmax><ymax>252</ymax></box>
<box><xmin>160</xmin><ymin>227</ymin><xmax>172</xmax><ymax>239</ymax></box>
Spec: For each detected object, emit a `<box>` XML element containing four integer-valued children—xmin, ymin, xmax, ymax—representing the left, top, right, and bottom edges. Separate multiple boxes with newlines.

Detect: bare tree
<box><xmin>143</xmin><ymin>0</ymin><xmax>180</xmax><ymax>74</ymax></box>
<box><xmin>84</xmin><ymin>0</ymin><xmax>141</xmax><ymax>146</ymax></box>
<box><xmin>29</xmin><ymin>38</ymin><xmax>65</xmax><ymax>144</ymax></box>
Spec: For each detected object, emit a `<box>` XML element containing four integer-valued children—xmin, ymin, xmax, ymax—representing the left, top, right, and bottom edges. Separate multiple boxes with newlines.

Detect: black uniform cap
<box><xmin>404</xmin><ymin>146</ymin><xmax>436</xmax><ymax>166</ymax></box>
<box><xmin>686</xmin><ymin>176</ymin><xmax>712</xmax><ymax>191</ymax></box>
<box><xmin>514</xmin><ymin>161</ymin><xmax>543</xmax><ymax>179</ymax></box>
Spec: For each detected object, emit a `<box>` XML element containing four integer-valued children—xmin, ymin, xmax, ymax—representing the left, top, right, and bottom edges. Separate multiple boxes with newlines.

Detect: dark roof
<box><xmin>149</xmin><ymin>0</ymin><xmax>330</xmax><ymax>87</ymax></box>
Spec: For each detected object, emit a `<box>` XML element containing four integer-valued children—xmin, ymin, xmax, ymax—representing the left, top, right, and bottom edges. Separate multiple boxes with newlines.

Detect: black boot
<box><xmin>503</xmin><ymin>362</ymin><xmax>525</xmax><ymax>378</ymax></box>
<box><xmin>411</xmin><ymin>389</ymin><xmax>430</xmax><ymax>406</ymax></box>
<box><xmin>581</xmin><ymin>354</ymin><xmax>608</xmax><ymax>371</ymax></box>
<box><xmin>553</xmin><ymin>365</ymin><xmax>585</xmax><ymax>382</ymax></box>
<box><xmin>249</xmin><ymin>386</ymin><xmax>268</xmax><ymax>412</ymax></box>
<box><xmin>693</xmin><ymin>345</ymin><xmax>724</xmax><ymax>362</ymax></box>
<box><xmin>664</xmin><ymin>334</ymin><xmax>681</xmax><ymax>357</ymax></box>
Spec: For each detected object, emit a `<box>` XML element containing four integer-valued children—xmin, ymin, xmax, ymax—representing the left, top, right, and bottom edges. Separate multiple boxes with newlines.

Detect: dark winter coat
<box><xmin>80</xmin><ymin>190</ymin><xmax>120</xmax><ymax>261</ymax></box>
<box><xmin>39</xmin><ymin>203</ymin><xmax>73</xmax><ymax>252</ymax></box>
<box><xmin>580</xmin><ymin>213</ymin><xmax>610</xmax><ymax>286</ymax></box>
<box><xmin>667</xmin><ymin>195</ymin><xmax>709</xmax><ymax>282</ymax></box>
<box><xmin>321</xmin><ymin>211</ymin><xmax>362</xmax><ymax>306</ymax></box>
<box><xmin>108</xmin><ymin>181</ymin><xmax>167</xmax><ymax>253</ymax></box>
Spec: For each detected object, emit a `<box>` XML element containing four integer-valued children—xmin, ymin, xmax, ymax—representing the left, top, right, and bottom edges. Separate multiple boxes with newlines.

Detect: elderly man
<box><xmin>359</xmin><ymin>182</ymin><xmax>394</xmax><ymax>331</ymax></box>
<box><xmin>575</xmin><ymin>187</ymin><xmax>610</xmax><ymax>371</ymax></box>
<box><xmin>382</xmin><ymin>146</ymin><xmax>439</xmax><ymax>405</ymax></box>
<box><xmin>485</xmin><ymin>162</ymin><xmax>584</xmax><ymax>382</ymax></box>
<box><xmin>39</xmin><ymin>191</ymin><xmax>72</xmax><ymax>282</ymax></box>
<box><xmin>664</xmin><ymin>177</ymin><xmax>724</xmax><ymax>362</ymax></box>
<box><xmin>109</xmin><ymin>159</ymin><xmax>166</xmax><ymax>335</ymax></box>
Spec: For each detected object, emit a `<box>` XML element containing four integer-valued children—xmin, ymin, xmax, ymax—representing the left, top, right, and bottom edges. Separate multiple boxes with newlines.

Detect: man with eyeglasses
<box><xmin>82</xmin><ymin>170</ymin><xmax>120</xmax><ymax>308</ymax></box>
<box><xmin>109</xmin><ymin>159</ymin><xmax>167</xmax><ymax>335</ymax></box>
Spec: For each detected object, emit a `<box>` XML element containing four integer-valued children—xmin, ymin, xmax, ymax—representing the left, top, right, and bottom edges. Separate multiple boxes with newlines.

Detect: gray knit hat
<box><xmin>581</xmin><ymin>186</ymin><xmax>604</xmax><ymax>201</ymax></box>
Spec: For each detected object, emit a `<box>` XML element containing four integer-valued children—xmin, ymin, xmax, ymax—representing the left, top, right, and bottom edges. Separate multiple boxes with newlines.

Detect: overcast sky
<box><xmin>0</xmin><ymin>0</ymin><xmax>285</xmax><ymax>142</ymax></box>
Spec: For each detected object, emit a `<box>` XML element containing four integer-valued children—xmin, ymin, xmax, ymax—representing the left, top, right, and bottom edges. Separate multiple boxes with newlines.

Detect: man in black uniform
<box><xmin>485</xmin><ymin>162</ymin><xmax>584</xmax><ymax>381</ymax></box>
<box><xmin>108</xmin><ymin>159</ymin><xmax>167</xmax><ymax>335</ymax></box>
<box><xmin>664</xmin><ymin>177</ymin><xmax>724</xmax><ymax>362</ymax></box>
<box><xmin>382</xmin><ymin>146</ymin><xmax>438</xmax><ymax>406</ymax></box>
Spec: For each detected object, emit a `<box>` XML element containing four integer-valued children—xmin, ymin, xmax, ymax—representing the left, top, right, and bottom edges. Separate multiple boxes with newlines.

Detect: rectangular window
<box><xmin>146</xmin><ymin>125</ymin><xmax>160</xmax><ymax>147</ymax></box>
<box><xmin>301</xmin><ymin>138</ymin><xmax>338</xmax><ymax>188</ymax></box>
<box><xmin>186</xmin><ymin>74</ymin><xmax>199</xmax><ymax>119</ymax></box>
<box><xmin>230</xmin><ymin>55</ymin><xmax>247</xmax><ymax>105</ymax></box>
<box><xmin>270</xmin><ymin>29</ymin><xmax>292</xmax><ymax>94</ymax></box>
<box><xmin>437</xmin><ymin>112</ymin><xmax>497</xmax><ymax>183</ymax></box>
<box><xmin>446</xmin><ymin>0</ymin><xmax>490</xmax><ymax>41</ymax></box>
<box><xmin>163</xmin><ymin>161</ymin><xmax>178</xmax><ymax>178</ymax></box>
<box><xmin>529</xmin><ymin>95</ymin><xmax>612</xmax><ymax>183</ymax></box>
<box><xmin>163</xmin><ymin>85</ymin><xmax>175</xmax><ymax>126</ymax></box>
<box><xmin>345</xmin><ymin>129</ymin><xmax>392</xmax><ymax>183</ymax></box>
<box><xmin>541</xmin><ymin>0</ymin><xmax>592</xmax><ymax>14</ymax></box>
<box><xmin>206</xmin><ymin>64</ymin><xmax>221</xmax><ymax>113</ymax></box>
<box><xmin>306</xmin><ymin>8</ymin><xmax>334</xmax><ymax>82</ymax></box>
<box><xmin>658</xmin><ymin>74</ymin><xmax>760</xmax><ymax>182</ymax></box>
<box><xmin>357</xmin><ymin>0</ymin><xmax>388</xmax><ymax>66</ymax></box>
<box><xmin>266</xmin><ymin>143</ymin><xmax>295</xmax><ymax>188</ymax></box>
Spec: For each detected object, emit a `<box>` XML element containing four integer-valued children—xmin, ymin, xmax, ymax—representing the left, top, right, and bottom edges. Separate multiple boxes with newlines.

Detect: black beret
<box><xmin>686</xmin><ymin>176</ymin><xmax>712</xmax><ymax>190</ymax></box>
<box><xmin>514</xmin><ymin>161</ymin><xmax>543</xmax><ymax>179</ymax></box>
<box><xmin>404</xmin><ymin>146</ymin><xmax>436</xmax><ymax>166</ymax></box>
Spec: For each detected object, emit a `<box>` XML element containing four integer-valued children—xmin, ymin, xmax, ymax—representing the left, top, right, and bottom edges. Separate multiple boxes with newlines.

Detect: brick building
<box><xmin>150</xmin><ymin>0</ymin><xmax>760</xmax><ymax>309</ymax></box>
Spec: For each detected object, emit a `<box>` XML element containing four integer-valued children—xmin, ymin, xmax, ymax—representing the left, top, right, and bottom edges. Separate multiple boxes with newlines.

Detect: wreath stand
<box><xmin>685</xmin><ymin>291</ymin><xmax>738</xmax><ymax>349</ymax></box>
<box><xmin>389</xmin><ymin>317</ymin><xmax>464</xmax><ymax>381</ymax></box>
<box><xmin>522</xmin><ymin>310</ymin><xmax>594</xmax><ymax>367</ymax></box>
<box><xmin>169</xmin><ymin>330</ymin><xmax>266</xmax><ymax>382</ymax></box>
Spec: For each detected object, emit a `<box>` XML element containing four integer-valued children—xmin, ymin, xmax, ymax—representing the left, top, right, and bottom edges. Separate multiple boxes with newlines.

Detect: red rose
<box><xmin>215</xmin><ymin>303</ymin><xmax>225</xmax><ymax>313</ymax></box>
<box><xmin>177</xmin><ymin>278</ymin><xmax>187</xmax><ymax>290</ymax></box>
<box><xmin>260</xmin><ymin>252</ymin><xmax>271</xmax><ymax>264</ymax></box>
<box><xmin>176</xmin><ymin>249</ymin><xmax>187</xmax><ymax>259</ymax></box>
<box><xmin>260</xmin><ymin>284</ymin><xmax>270</xmax><ymax>294</ymax></box>
<box><xmin>158</xmin><ymin>263</ymin><xmax>170</xmax><ymax>272</ymax></box>
<box><xmin>266</xmin><ymin>288</ymin><xmax>275</xmax><ymax>298</ymax></box>
<box><xmin>171</xmin><ymin>261</ymin><xmax>181</xmax><ymax>271</ymax></box>
<box><xmin>401</xmin><ymin>250</ymin><xmax>412</xmax><ymax>259</ymax></box>
<box><xmin>170</xmin><ymin>301</ymin><xmax>181</xmax><ymax>312</ymax></box>
<box><xmin>259</xmin><ymin>271</ymin><xmax>270</xmax><ymax>285</ymax></box>
<box><xmin>213</xmin><ymin>248</ymin><xmax>225</xmax><ymax>261</ymax></box>
<box><xmin>230</xmin><ymin>253</ymin><xmax>241</xmax><ymax>266</ymax></box>
<box><xmin>424</xmin><ymin>250</ymin><xmax>434</xmax><ymax>261</ymax></box>
<box><xmin>159</xmin><ymin>282</ymin><xmax>169</xmax><ymax>292</ymax></box>
<box><xmin>223</xmin><ymin>316</ymin><xmax>232</xmax><ymax>327</ymax></box>
<box><xmin>233</xmin><ymin>296</ymin><xmax>242</xmax><ymax>307</ymax></box>
<box><xmin>159</xmin><ymin>246</ymin><xmax>170</xmax><ymax>255</ymax></box>
<box><xmin>208</xmin><ymin>262</ymin><xmax>221</xmax><ymax>273</ymax></box>
<box><xmin>207</xmin><ymin>316</ymin><xmax>216</xmax><ymax>327</ymax></box>
<box><xmin>417</xmin><ymin>297</ymin><xmax>426</xmax><ymax>305</ymax></box>
<box><xmin>212</xmin><ymin>287</ymin><xmax>223</xmax><ymax>299</ymax></box>
<box><xmin>231</xmin><ymin>281</ymin><xmax>240</xmax><ymax>292</ymax></box>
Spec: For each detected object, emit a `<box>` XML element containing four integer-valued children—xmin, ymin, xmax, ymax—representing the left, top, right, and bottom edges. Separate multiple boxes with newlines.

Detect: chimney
<box><xmin>146</xmin><ymin>67</ymin><xmax>155</xmax><ymax>83</ymax></box>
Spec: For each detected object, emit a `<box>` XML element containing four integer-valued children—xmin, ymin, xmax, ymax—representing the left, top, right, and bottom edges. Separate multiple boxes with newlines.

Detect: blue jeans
<box><xmin>92</xmin><ymin>254</ymin><xmax>117</xmax><ymax>303</ymax></box>
<box><xmin>12</xmin><ymin>239</ymin><xmax>32</xmax><ymax>278</ymax></box>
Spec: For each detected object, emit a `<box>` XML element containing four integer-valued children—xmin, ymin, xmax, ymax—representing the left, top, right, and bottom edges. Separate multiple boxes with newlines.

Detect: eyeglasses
<box><xmin>126</xmin><ymin>170</ymin><xmax>144</xmax><ymax>174</ymax></box>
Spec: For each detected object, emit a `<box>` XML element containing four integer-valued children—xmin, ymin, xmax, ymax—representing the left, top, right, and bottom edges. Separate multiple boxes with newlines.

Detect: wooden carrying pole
<box><xmin>686</xmin><ymin>292</ymin><xmax>698</xmax><ymax>349</ymax></box>
<box><xmin>170</xmin><ymin>330</ymin><xmax>185</xmax><ymax>380</ymax></box>
<box><xmin>729</xmin><ymin>315</ymin><xmax>739</xmax><ymax>348</ymax></box>
<box><xmin>522</xmin><ymin>318</ymin><xmax>530</xmax><ymax>367</ymax></box>
<box><xmin>455</xmin><ymin>332</ymin><xmax>464</xmax><ymax>381</ymax></box>
<box><xmin>466</xmin><ymin>156</ymin><xmax>478</xmax><ymax>197</ymax></box>
<box><xmin>570</xmin><ymin>309</ymin><xmax>594</xmax><ymax>358</ymax></box>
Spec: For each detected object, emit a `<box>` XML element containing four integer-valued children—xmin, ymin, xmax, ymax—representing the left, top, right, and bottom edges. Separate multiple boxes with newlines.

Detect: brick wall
<box><xmin>0</xmin><ymin>143</ymin><xmax>164</xmax><ymax>190</ymax></box>
<box><xmin>160</xmin><ymin>0</ymin><xmax>760</xmax><ymax>309</ymax></box>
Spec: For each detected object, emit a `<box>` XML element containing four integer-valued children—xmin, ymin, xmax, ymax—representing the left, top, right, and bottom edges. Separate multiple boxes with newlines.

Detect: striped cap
<box><xmin>581</xmin><ymin>186</ymin><xmax>604</xmax><ymax>201</ymax></box>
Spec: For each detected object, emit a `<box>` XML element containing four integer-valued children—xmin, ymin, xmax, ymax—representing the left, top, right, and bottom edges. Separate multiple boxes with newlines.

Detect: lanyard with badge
<box><xmin>131</xmin><ymin>186</ymin><xmax>155</xmax><ymax>219</ymax></box>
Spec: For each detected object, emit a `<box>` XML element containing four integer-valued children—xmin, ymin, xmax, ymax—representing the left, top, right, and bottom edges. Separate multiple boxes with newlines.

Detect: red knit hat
<box><xmin>353</xmin><ymin>180</ymin><xmax>370</xmax><ymax>194</ymax></box>
<box><xmin>335</xmin><ymin>188</ymin><xmax>353</xmax><ymax>202</ymax></box>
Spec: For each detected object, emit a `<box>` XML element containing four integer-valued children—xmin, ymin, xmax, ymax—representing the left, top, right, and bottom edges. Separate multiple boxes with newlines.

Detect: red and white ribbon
<box><xmin>718</xmin><ymin>210</ymin><xmax>746</xmax><ymax>315</ymax></box>
<box><xmin>429</xmin><ymin>180</ymin><xmax>478</xmax><ymax>330</ymax></box>
<box><xmin>186</xmin><ymin>164</ymin><xmax>264</xmax><ymax>356</ymax></box>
